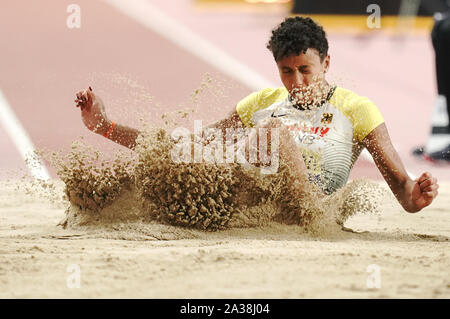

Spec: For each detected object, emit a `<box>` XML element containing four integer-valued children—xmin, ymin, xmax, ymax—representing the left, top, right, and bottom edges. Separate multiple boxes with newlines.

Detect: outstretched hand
<box><xmin>411</xmin><ymin>172</ymin><xmax>439</xmax><ymax>211</ymax></box>
<box><xmin>75</xmin><ymin>87</ymin><xmax>110</xmax><ymax>134</ymax></box>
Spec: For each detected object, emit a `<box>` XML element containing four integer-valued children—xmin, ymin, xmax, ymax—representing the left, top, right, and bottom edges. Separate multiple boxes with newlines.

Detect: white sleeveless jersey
<box><xmin>236</xmin><ymin>86</ymin><xmax>384</xmax><ymax>194</ymax></box>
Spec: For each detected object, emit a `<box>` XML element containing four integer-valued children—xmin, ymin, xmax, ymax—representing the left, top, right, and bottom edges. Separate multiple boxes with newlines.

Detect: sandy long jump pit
<box><xmin>0</xmin><ymin>122</ymin><xmax>449</xmax><ymax>299</ymax></box>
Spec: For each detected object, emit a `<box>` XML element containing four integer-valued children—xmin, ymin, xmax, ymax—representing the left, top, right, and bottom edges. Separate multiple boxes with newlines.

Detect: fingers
<box><xmin>416</xmin><ymin>171</ymin><xmax>439</xmax><ymax>200</ymax></box>
<box><xmin>423</xmin><ymin>190</ymin><xmax>438</xmax><ymax>200</ymax></box>
<box><xmin>416</xmin><ymin>171</ymin><xmax>432</xmax><ymax>183</ymax></box>
<box><xmin>74</xmin><ymin>90</ymin><xmax>87</xmax><ymax>109</ymax></box>
<box><xmin>418</xmin><ymin>176</ymin><xmax>438</xmax><ymax>189</ymax></box>
<box><xmin>418</xmin><ymin>172</ymin><xmax>439</xmax><ymax>200</ymax></box>
<box><xmin>422</xmin><ymin>183</ymin><xmax>439</xmax><ymax>193</ymax></box>
<box><xmin>74</xmin><ymin>96</ymin><xmax>86</xmax><ymax>111</ymax></box>
<box><xmin>74</xmin><ymin>87</ymin><xmax>93</xmax><ymax>111</ymax></box>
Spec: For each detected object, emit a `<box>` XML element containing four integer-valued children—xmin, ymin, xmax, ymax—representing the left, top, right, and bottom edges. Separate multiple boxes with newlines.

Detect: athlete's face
<box><xmin>277</xmin><ymin>48</ymin><xmax>330</xmax><ymax>106</ymax></box>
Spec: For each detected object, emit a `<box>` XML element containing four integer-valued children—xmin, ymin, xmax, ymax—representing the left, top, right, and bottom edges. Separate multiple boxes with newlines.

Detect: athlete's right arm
<box><xmin>75</xmin><ymin>88</ymin><xmax>140</xmax><ymax>150</ymax></box>
<box><xmin>75</xmin><ymin>89</ymin><xmax>245</xmax><ymax>150</ymax></box>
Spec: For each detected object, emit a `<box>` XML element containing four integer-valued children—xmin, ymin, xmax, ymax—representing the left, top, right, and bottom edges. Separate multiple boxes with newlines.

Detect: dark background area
<box><xmin>292</xmin><ymin>0</ymin><xmax>449</xmax><ymax>16</ymax></box>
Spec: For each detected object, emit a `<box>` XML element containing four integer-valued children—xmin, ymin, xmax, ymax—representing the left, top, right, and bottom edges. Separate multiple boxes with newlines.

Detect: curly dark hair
<box><xmin>267</xmin><ymin>17</ymin><xmax>328</xmax><ymax>62</ymax></box>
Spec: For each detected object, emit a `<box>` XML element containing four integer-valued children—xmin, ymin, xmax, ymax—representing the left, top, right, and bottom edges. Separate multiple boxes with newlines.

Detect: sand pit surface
<box><xmin>0</xmin><ymin>179</ymin><xmax>449</xmax><ymax>299</ymax></box>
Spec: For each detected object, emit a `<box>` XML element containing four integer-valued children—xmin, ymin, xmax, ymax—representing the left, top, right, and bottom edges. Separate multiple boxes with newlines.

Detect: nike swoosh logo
<box><xmin>271</xmin><ymin>111</ymin><xmax>287</xmax><ymax>118</ymax></box>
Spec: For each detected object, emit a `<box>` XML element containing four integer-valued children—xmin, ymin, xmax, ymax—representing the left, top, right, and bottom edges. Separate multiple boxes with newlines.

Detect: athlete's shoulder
<box><xmin>329</xmin><ymin>87</ymin><xmax>371</xmax><ymax>107</ymax></box>
<box><xmin>236</xmin><ymin>87</ymin><xmax>288</xmax><ymax>127</ymax></box>
<box><xmin>259</xmin><ymin>87</ymin><xmax>288</xmax><ymax>100</ymax></box>
<box><xmin>330</xmin><ymin>87</ymin><xmax>385</xmax><ymax>142</ymax></box>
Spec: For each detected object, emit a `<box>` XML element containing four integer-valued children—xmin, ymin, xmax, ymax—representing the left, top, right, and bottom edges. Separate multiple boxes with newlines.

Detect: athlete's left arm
<box><xmin>362</xmin><ymin>123</ymin><xmax>439</xmax><ymax>213</ymax></box>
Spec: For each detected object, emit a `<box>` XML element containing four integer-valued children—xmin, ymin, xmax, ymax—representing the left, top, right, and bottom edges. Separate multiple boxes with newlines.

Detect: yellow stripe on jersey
<box><xmin>235</xmin><ymin>86</ymin><xmax>384</xmax><ymax>142</ymax></box>
<box><xmin>329</xmin><ymin>87</ymin><xmax>384</xmax><ymax>142</ymax></box>
<box><xmin>236</xmin><ymin>87</ymin><xmax>288</xmax><ymax>127</ymax></box>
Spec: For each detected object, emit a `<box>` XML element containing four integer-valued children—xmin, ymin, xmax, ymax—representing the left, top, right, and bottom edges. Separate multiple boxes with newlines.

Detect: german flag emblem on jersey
<box><xmin>321</xmin><ymin>113</ymin><xmax>333</xmax><ymax>125</ymax></box>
